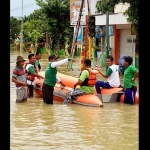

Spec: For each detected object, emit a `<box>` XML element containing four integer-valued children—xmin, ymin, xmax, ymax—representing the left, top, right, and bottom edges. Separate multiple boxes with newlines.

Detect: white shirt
<box><xmin>107</xmin><ymin>64</ymin><xmax>120</xmax><ymax>87</ymax></box>
<box><xmin>51</xmin><ymin>58</ymin><xmax>69</xmax><ymax>82</ymax></box>
<box><xmin>26</xmin><ymin>64</ymin><xmax>35</xmax><ymax>85</ymax></box>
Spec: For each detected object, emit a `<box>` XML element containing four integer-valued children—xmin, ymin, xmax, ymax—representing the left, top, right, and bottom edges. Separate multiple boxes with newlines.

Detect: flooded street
<box><xmin>10</xmin><ymin>51</ymin><xmax>138</xmax><ymax>150</ymax></box>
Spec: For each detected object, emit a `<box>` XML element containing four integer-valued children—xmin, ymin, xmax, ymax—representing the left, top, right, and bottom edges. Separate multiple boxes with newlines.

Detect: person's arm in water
<box><xmin>51</xmin><ymin>58</ymin><xmax>75</xmax><ymax>68</ymax></box>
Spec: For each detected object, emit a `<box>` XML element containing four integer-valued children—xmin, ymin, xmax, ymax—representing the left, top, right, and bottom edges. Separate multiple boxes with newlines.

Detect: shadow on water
<box><xmin>10</xmin><ymin>51</ymin><xmax>138</xmax><ymax>150</ymax></box>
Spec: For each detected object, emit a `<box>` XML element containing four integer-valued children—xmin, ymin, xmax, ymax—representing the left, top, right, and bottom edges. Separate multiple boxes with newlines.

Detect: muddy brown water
<box><xmin>10</xmin><ymin>51</ymin><xmax>138</xmax><ymax>150</ymax></box>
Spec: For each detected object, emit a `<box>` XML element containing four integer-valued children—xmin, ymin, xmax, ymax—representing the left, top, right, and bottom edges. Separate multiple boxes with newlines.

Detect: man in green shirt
<box><xmin>25</xmin><ymin>54</ymin><xmax>44</xmax><ymax>97</ymax></box>
<box><xmin>42</xmin><ymin>55</ymin><xmax>75</xmax><ymax>104</ymax></box>
<box><xmin>74</xmin><ymin>59</ymin><xmax>95</xmax><ymax>94</ymax></box>
<box><xmin>122</xmin><ymin>56</ymin><xmax>139</xmax><ymax>104</ymax></box>
<box><xmin>72</xmin><ymin>59</ymin><xmax>103</xmax><ymax>106</ymax></box>
<box><xmin>35</xmin><ymin>52</ymin><xmax>42</xmax><ymax>72</ymax></box>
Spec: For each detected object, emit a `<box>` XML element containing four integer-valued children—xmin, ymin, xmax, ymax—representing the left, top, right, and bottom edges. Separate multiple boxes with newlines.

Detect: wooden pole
<box><xmin>84</xmin><ymin>15</ymin><xmax>88</xmax><ymax>59</ymax></box>
<box><xmin>46</xmin><ymin>32</ymin><xmax>49</xmax><ymax>54</ymax></box>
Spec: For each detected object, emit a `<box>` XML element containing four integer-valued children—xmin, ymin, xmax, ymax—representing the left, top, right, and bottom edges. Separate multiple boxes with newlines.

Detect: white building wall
<box><xmin>89</xmin><ymin>0</ymin><xmax>99</xmax><ymax>15</ymax></box>
<box><xmin>119</xmin><ymin>29</ymin><xmax>136</xmax><ymax>65</ymax></box>
<box><xmin>95</xmin><ymin>13</ymin><xmax>130</xmax><ymax>26</ymax></box>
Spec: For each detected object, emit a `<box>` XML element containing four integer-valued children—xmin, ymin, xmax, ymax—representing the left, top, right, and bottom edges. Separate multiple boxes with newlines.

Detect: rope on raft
<box><xmin>63</xmin><ymin>89</ymin><xmax>85</xmax><ymax>104</ymax></box>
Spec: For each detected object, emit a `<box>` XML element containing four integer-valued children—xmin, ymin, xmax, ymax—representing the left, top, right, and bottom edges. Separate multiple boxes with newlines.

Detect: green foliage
<box><xmin>28</xmin><ymin>30</ymin><xmax>42</xmax><ymax>42</ymax></box>
<box><xmin>23</xmin><ymin>9</ymin><xmax>50</xmax><ymax>43</ymax></box>
<box><xmin>26</xmin><ymin>9</ymin><xmax>50</xmax><ymax>33</ymax></box>
<box><xmin>36</xmin><ymin>0</ymin><xmax>73</xmax><ymax>49</ymax></box>
<box><xmin>96</xmin><ymin>0</ymin><xmax>139</xmax><ymax>32</ymax></box>
<box><xmin>96</xmin><ymin>0</ymin><xmax>118</xmax><ymax>13</ymax></box>
<box><xmin>23</xmin><ymin>21</ymin><xmax>34</xmax><ymax>42</ymax></box>
<box><xmin>10</xmin><ymin>0</ymin><xmax>74</xmax><ymax>50</ymax></box>
<box><xmin>10</xmin><ymin>44</ymin><xmax>15</xmax><ymax>51</ymax></box>
<box><xmin>10</xmin><ymin>17</ymin><xmax>21</xmax><ymax>43</ymax></box>
<box><xmin>123</xmin><ymin>0</ymin><xmax>139</xmax><ymax>31</ymax></box>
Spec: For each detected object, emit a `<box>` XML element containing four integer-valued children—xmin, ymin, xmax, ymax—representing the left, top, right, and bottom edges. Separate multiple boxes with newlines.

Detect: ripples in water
<box><xmin>10</xmin><ymin>52</ymin><xmax>138</xmax><ymax>150</ymax></box>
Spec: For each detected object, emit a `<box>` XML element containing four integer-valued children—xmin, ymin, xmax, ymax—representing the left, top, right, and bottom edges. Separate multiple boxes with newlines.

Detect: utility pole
<box><xmin>20</xmin><ymin>0</ymin><xmax>23</xmax><ymax>55</ymax></box>
<box><xmin>106</xmin><ymin>11</ymin><xmax>109</xmax><ymax>72</ymax></box>
<box><xmin>46</xmin><ymin>32</ymin><xmax>49</xmax><ymax>54</ymax></box>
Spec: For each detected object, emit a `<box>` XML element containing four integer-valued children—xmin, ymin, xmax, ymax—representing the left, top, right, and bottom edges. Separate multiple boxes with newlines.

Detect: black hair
<box><xmin>84</xmin><ymin>59</ymin><xmax>91</xmax><ymax>67</ymax></box>
<box><xmin>28</xmin><ymin>54</ymin><xmax>34</xmax><ymax>59</ymax></box>
<box><xmin>36</xmin><ymin>51</ymin><xmax>41</xmax><ymax>56</ymax></box>
<box><xmin>107</xmin><ymin>55</ymin><xmax>114</xmax><ymax>61</ymax></box>
<box><xmin>124</xmin><ymin>56</ymin><xmax>133</xmax><ymax>65</ymax></box>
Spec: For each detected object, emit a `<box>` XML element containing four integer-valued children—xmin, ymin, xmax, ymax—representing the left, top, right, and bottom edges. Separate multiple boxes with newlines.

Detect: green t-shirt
<box><xmin>123</xmin><ymin>65</ymin><xmax>137</xmax><ymax>88</ymax></box>
<box><xmin>79</xmin><ymin>70</ymin><xmax>94</xmax><ymax>94</ymax></box>
<box><xmin>35</xmin><ymin>60</ymin><xmax>39</xmax><ymax>67</ymax></box>
<box><xmin>44</xmin><ymin>63</ymin><xmax>57</xmax><ymax>87</ymax></box>
<box><xmin>28</xmin><ymin>66</ymin><xmax>35</xmax><ymax>74</ymax></box>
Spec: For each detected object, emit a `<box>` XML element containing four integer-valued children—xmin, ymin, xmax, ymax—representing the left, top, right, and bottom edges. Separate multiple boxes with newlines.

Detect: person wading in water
<box><xmin>12</xmin><ymin>56</ymin><xmax>28</xmax><ymax>103</ymax></box>
<box><xmin>25</xmin><ymin>54</ymin><xmax>44</xmax><ymax>97</ymax></box>
<box><xmin>42</xmin><ymin>55</ymin><xmax>76</xmax><ymax>104</ymax></box>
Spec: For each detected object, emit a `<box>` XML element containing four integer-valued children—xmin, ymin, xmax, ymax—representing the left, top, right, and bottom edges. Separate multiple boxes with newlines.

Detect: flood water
<box><xmin>10</xmin><ymin>51</ymin><xmax>139</xmax><ymax>150</ymax></box>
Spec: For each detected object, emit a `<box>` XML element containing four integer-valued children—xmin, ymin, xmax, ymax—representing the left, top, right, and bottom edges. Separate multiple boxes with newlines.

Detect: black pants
<box><xmin>42</xmin><ymin>83</ymin><xmax>54</xmax><ymax>104</ymax></box>
<box><xmin>28</xmin><ymin>85</ymin><xmax>34</xmax><ymax>97</ymax></box>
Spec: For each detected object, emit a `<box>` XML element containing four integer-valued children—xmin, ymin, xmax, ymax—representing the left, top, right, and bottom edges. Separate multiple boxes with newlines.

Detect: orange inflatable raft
<box><xmin>34</xmin><ymin>71</ymin><xmax>137</xmax><ymax>106</ymax></box>
<box><xmin>34</xmin><ymin>78</ymin><xmax>103</xmax><ymax>107</ymax></box>
<box><xmin>120</xmin><ymin>92</ymin><xmax>139</xmax><ymax>104</ymax></box>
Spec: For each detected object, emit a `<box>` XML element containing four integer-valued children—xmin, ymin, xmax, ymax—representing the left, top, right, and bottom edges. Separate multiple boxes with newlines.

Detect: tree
<box><xmin>28</xmin><ymin>30</ymin><xmax>42</xmax><ymax>53</ymax></box>
<box><xmin>23</xmin><ymin>15</ymin><xmax>29</xmax><ymax>23</ymax></box>
<box><xmin>23</xmin><ymin>9</ymin><xmax>50</xmax><ymax>43</ymax></box>
<box><xmin>36</xmin><ymin>0</ymin><xmax>73</xmax><ymax>50</ymax></box>
<box><xmin>23</xmin><ymin>21</ymin><xmax>35</xmax><ymax>42</ymax></box>
<box><xmin>10</xmin><ymin>17</ymin><xmax>21</xmax><ymax>43</ymax></box>
<box><xmin>23</xmin><ymin>20</ymin><xmax>42</xmax><ymax>51</ymax></box>
<box><xmin>96</xmin><ymin>0</ymin><xmax>139</xmax><ymax>54</ymax></box>
<box><xmin>26</xmin><ymin>9</ymin><xmax>50</xmax><ymax>33</ymax></box>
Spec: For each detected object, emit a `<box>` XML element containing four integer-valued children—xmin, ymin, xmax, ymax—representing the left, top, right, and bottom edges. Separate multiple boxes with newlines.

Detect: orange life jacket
<box><xmin>24</xmin><ymin>62</ymin><xmax>36</xmax><ymax>81</ymax></box>
<box><xmin>80</xmin><ymin>68</ymin><xmax>99</xmax><ymax>86</ymax></box>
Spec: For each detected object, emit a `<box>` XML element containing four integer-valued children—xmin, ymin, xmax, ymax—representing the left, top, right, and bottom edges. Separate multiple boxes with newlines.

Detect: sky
<box><xmin>10</xmin><ymin>0</ymin><xmax>40</xmax><ymax>18</ymax></box>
